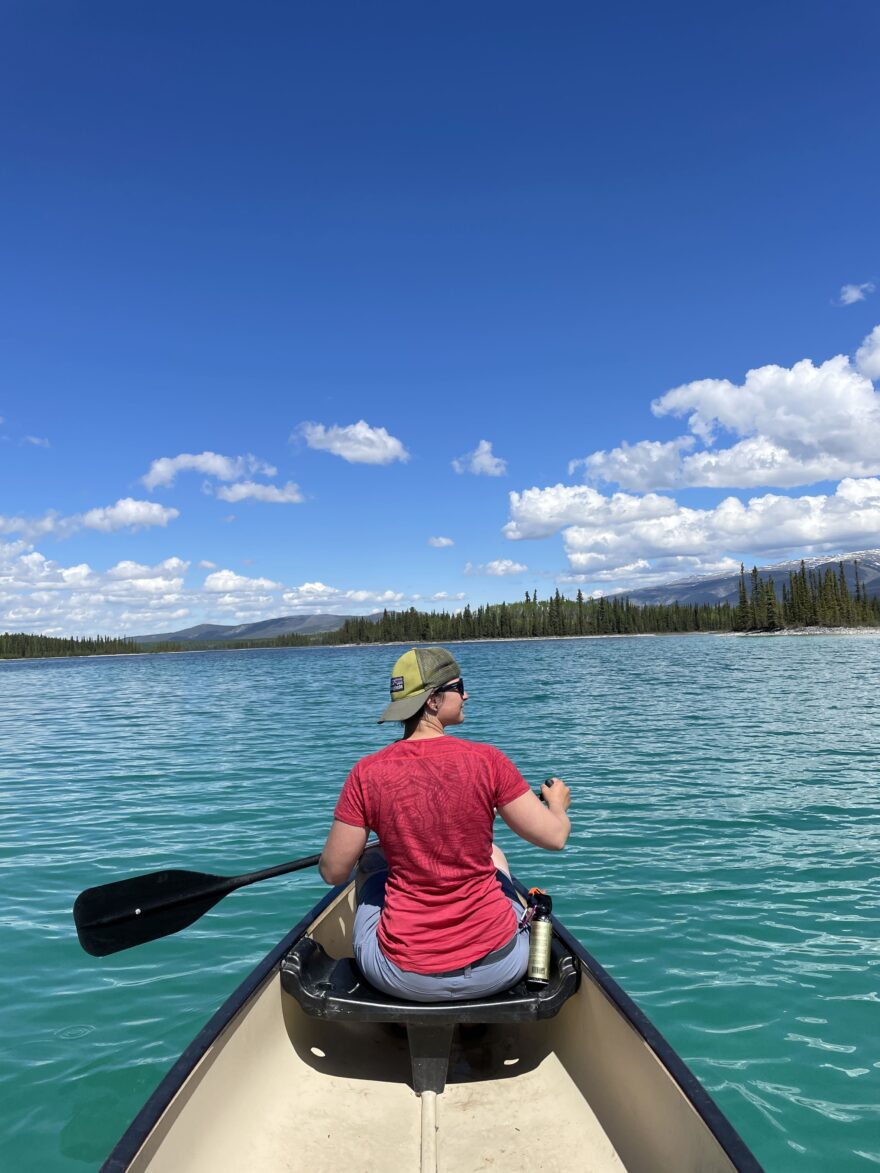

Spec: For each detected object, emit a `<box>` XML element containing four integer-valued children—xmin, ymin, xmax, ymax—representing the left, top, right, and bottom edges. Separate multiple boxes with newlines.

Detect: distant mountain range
<box><xmin>132</xmin><ymin>549</ymin><xmax>880</xmax><ymax>643</ymax></box>
<box><xmin>132</xmin><ymin>614</ymin><xmax>358</xmax><ymax>644</ymax></box>
<box><xmin>621</xmin><ymin>549</ymin><xmax>880</xmax><ymax>607</ymax></box>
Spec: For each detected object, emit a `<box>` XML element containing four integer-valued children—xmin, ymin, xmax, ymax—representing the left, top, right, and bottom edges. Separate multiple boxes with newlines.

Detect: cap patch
<box><xmin>390</xmin><ymin>675</ymin><xmax>405</xmax><ymax>693</ymax></box>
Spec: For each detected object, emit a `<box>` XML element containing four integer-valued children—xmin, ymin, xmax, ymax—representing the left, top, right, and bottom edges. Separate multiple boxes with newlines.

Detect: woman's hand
<box><xmin>499</xmin><ymin>781</ymin><xmax>571</xmax><ymax>851</ymax></box>
<box><xmin>541</xmin><ymin>777</ymin><xmax>571</xmax><ymax>811</ymax></box>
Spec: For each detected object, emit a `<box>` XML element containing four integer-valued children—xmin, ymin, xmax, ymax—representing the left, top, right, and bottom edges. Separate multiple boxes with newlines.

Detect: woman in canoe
<box><xmin>319</xmin><ymin>646</ymin><xmax>571</xmax><ymax>1001</ymax></box>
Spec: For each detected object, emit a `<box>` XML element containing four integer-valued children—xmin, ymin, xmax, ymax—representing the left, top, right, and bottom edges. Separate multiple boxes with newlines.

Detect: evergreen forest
<box><xmin>0</xmin><ymin>632</ymin><xmax>136</xmax><ymax>659</ymax></box>
<box><xmin>2</xmin><ymin>560</ymin><xmax>878</xmax><ymax>660</ymax></box>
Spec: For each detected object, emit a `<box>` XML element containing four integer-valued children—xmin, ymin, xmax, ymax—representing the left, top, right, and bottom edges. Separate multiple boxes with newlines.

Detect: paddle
<box><xmin>74</xmin><ymin>851</ymin><xmax>325</xmax><ymax>957</ymax></box>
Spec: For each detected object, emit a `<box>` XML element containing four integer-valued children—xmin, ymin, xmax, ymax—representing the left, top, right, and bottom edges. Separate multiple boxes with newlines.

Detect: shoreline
<box><xmin>738</xmin><ymin>625</ymin><xmax>880</xmax><ymax>637</ymax></box>
<box><xmin>0</xmin><ymin>631</ymin><xmax>691</xmax><ymax>665</ymax></box>
<box><xmin>3</xmin><ymin>625</ymin><xmax>880</xmax><ymax>665</ymax></box>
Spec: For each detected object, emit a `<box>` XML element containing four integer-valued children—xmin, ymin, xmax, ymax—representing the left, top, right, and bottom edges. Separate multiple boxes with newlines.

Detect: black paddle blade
<box><xmin>74</xmin><ymin>868</ymin><xmax>231</xmax><ymax>957</ymax></box>
<box><xmin>73</xmin><ymin>849</ymin><xmax>329</xmax><ymax>957</ymax></box>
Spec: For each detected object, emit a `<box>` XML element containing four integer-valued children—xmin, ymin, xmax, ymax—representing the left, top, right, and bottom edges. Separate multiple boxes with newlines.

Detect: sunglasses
<box><xmin>435</xmin><ymin>678</ymin><xmax>465</xmax><ymax>696</ymax></box>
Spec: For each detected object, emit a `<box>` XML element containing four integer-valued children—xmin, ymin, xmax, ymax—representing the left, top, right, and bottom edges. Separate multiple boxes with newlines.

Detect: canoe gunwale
<box><xmin>100</xmin><ymin>876</ymin><xmax>764</xmax><ymax>1173</ymax></box>
<box><xmin>539</xmin><ymin>893</ymin><xmax>764</xmax><ymax>1173</ymax></box>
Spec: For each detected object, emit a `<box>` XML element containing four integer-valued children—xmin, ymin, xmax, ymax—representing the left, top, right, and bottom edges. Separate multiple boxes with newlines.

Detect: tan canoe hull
<box><xmin>103</xmin><ymin>878</ymin><xmax>761</xmax><ymax>1173</ymax></box>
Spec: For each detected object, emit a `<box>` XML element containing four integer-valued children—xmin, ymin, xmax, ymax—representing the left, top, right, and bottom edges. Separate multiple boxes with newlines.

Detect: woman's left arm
<box><xmin>319</xmin><ymin>819</ymin><xmax>369</xmax><ymax>885</ymax></box>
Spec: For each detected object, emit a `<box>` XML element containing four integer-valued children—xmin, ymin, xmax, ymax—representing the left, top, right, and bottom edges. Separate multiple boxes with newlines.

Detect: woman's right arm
<box><xmin>321</xmin><ymin>764</ymin><xmax>370</xmax><ymax>885</ymax></box>
<box><xmin>498</xmin><ymin>777</ymin><xmax>571</xmax><ymax>851</ymax></box>
<box><xmin>319</xmin><ymin>819</ymin><xmax>369</xmax><ymax>885</ymax></box>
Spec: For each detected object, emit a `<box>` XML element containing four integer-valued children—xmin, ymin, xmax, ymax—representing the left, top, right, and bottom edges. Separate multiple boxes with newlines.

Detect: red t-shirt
<box><xmin>333</xmin><ymin>736</ymin><xmax>530</xmax><ymax>973</ymax></box>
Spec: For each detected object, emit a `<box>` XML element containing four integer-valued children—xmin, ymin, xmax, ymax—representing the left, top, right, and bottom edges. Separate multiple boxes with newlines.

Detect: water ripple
<box><xmin>1</xmin><ymin>636</ymin><xmax>879</xmax><ymax>1169</ymax></box>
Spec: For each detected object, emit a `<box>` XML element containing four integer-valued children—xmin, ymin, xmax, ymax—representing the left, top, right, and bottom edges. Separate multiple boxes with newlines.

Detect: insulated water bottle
<box><xmin>526</xmin><ymin>888</ymin><xmax>553</xmax><ymax>984</ymax></box>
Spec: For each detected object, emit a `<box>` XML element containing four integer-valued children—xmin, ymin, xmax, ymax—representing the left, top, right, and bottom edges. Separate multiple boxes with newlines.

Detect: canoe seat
<box><xmin>281</xmin><ymin>935</ymin><xmax>579</xmax><ymax>1094</ymax></box>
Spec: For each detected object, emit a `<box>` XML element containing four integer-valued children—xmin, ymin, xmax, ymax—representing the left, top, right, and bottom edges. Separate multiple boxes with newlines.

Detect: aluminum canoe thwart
<box><xmin>101</xmin><ymin>861</ymin><xmax>763</xmax><ymax>1173</ymax></box>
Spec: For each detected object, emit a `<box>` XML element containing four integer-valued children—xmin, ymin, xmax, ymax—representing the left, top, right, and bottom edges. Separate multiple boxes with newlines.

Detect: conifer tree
<box><xmin>765</xmin><ymin>578</ymin><xmax>783</xmax><ymax>629</ymax></box>
<box><xmin>736</xmin><ymin>563</ymin><xmax>750</xmax><ymax>630</ymax></box>
<box><xmin>750</xmin><ymin>566</ymin><xmax>765</xmax><ymax>629</ymax></box>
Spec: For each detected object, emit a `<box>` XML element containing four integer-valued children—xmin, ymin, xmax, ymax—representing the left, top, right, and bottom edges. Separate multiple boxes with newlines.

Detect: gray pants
<box><xmin>353</xmin><ymin>870</ymin><xmax>530</xmax><ymax>1002</ymax></box>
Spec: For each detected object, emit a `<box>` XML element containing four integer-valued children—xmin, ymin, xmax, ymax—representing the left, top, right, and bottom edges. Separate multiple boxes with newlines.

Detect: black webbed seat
<box><xmin>281</xmin><ymin>935</ymin><xmax>579</xmax><ymax>1094</ymax></box>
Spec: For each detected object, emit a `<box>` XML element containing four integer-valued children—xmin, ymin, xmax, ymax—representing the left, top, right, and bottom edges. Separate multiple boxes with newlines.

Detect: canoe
<box><xmin>101</xmin><ymin>858</ymin><xmax>763</xmax><ymax>1172</ymax></box>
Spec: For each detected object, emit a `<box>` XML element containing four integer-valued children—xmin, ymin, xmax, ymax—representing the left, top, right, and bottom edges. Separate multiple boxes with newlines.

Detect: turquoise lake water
<box><xmin>2</xmin><ymin>635</ymin><xmax>879</xmax><ymax>1171</ymax></box>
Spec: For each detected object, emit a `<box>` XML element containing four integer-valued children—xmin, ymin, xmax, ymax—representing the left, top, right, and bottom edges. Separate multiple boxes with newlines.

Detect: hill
<box><xmin>621</xmin><ymin>550</ymin><xmax>880</xmax><ymax>607</ymax></box>
<box><xmin>132</xmin><ymin>614</ymin><xmax>358</xmax><ymax>644</ymax></box>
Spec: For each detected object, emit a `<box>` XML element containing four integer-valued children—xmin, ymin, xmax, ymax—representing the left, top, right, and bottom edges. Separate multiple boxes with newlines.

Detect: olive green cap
<box><xmin>378</xmin><ymin>646</ymin><xmax>461</xmax><ymax>723</ymax></box>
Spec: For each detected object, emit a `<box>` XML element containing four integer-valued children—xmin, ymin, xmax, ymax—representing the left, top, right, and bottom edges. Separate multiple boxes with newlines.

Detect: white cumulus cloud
<box><xmin>0</xmin><ymin>547</ymin><xmax>194</xmax><ymax>636</ymax></box>
<box><xmin>0</xmin><ymin>543</ymin><xmax>450</xmax><ymax>636</ymax></box>
<box><xmin>504</xmin><ymin>485</ymin><xmax>614</xmax><ymax>540</ymax></box>
<box><xmin>80</xmin><ymin>498</ymin><xmax>179</xmax><ymax>532</ymax></box>
<box><xmin>840</xmin><ymin>282</ymin><xmax>875</xmax><ymax>305</ymax></box>
<box><xmin>214</xmin><ymin>480</ymin><xmax>303</xmax><ymax>504</ymax></box>
<box><xmin>571</xmin><ymin>325</ymin><xmax>880</xmax><ymax>492</ymax></box>
<box><xmin>106</xmin><ymin>557</ymin><xmax>189</xmax><ymax>581</ymax></box>
<box><xmin>210</xmin><ymin>594</ymin><xmax>277</xmax><ymax>616</ymax></box>
<box><xmin>203</xmin><ymin>569</ymin><xmax>282</xmax><ymax>593</ymax></box>
<box><xmin>143</xmin><ymin>451</ymin><xmax>276</xmax><ymax>490</ymax></box>
<box><xmin>558</xmin><ymin>555</ymin><xmax>743</xmax><ymax>592</ymax></box>
<box><xmin>0</xmin><ymin>498</ymin><xmax>178</xmax><ymax>539</ymax></box>
<box><xmin>464</xmin><ymin>558</ymin><xmax>528</xmax><ymax>576</ymax></box>
<box><xmin>571</xmin><ymin>438</ymin><xmax>697</xmax><ymax>490</ymax></box>
<box><xmin>298</xmin><ymin>420</ymin><xmax>409</xmax><ymax>465</ymax></box>
<box><xmin>504</xmin><ymin>478</ymin><xmax>880</xmax><ymax>583</ymax></box>
<box><xmin>280</xmin><ymin>581</ymin><xmax>406</xmax><ymax>611</ymax></box>
<box><xmin>0</xmin><ymin>512</ymin><xmax>60</xmax><ymax>538</ymax></box>
<box><xmin>428</xmin><ymin>536</ymin><xmax>454</xmax><ymax>547</ymax></box>
<box><xmin>452</xmin><ymin>439</ymin><xmax>507</xmax><ymax>477</ymax></box>
<box><xmin>856</xmin><ymin>325</ymin><xmax>880</xmax><ymax>381</ymax></box>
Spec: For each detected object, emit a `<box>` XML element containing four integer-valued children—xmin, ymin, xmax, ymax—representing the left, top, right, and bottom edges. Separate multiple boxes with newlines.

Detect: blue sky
<box><xmin>2</xmin><ymin>1</ymin><xmax>879</xmax><ymax>635</ymax></box>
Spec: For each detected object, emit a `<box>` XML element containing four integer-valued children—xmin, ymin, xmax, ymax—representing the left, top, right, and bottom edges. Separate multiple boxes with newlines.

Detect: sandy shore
<box><xmin>738</xmin><ymin>626</ymin><xmax>880</xmax><ymax>637</ymax></box>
